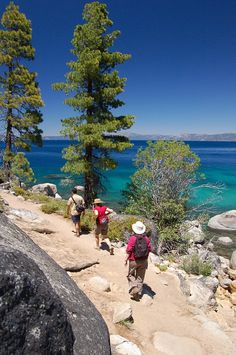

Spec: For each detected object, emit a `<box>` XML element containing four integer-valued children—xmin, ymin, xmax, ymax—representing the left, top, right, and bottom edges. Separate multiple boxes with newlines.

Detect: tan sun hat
<box><xmin>132</xmin><ymin>221</ymin><xmax>146</xmax><ymax>234</ymax></box>
<box><xmin>93</xmin><ymin>198</ymin><xmax>103</xmax><ymax>204</ymax></box>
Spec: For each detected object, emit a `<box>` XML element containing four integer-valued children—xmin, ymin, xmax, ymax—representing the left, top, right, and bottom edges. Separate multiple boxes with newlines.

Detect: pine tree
<box><xmin>0</xmin><ymin>2</ymin><xmax>43</xmax><ymax>179</ymax></box>
<box><xmin>11</xmin><ymin>152</ymin><xmax>35</xmax><ymax>187</ymax></box>
<box><xmin>53</xmin><ymin>1</ymin><xmax>134</xmax><ymax>206</ymax></box>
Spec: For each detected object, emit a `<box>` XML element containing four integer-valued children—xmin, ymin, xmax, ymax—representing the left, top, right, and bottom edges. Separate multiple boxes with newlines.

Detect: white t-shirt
<box><xmin>67</xmin><ymin>194</ymin><xmax>84</xmax><ymax>216</ymax></box>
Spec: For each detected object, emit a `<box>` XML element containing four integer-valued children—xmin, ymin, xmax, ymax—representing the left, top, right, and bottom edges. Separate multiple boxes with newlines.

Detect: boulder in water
<box><xmin>208</xmin><ymin>210</ymin><xmax>236</xmax><ymax>232</ymax></box>
<box><xmin>217</xmin><ymin>236</ymin><xmax>233</xmax><ymax>246</ymax></box>
<box><xmin>32</xmin><ymin>183</ymin><xmax>57</xmax><ymax>197</ymax></box>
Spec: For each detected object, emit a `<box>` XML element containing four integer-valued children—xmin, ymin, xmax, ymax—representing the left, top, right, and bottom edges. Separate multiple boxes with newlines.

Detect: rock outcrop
<box><xmin>31</xmin><ymin>183</ymin><xmax>57</xmax><ymax>197</ymax></box>
<box><xmin>180</xmin><ymin>220</ymin><xmax>205</xmax><ymax>244</ymax></box>
<box><xmin>230</xmin><ymin>250</ymin><xmax>236</xmax><ymax>270</ymax></box>
<box><xmin>0</xmin><ymin>213</ymin><xmax>111</xmax><ymax>355</ymax></box>
<box><xmin>152</xmin><ymin>331</ymin><xmax>204</xmax><ymax>355</ymax></box>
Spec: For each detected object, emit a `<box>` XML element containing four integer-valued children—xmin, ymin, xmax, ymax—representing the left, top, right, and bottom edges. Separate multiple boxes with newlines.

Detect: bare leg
<box><xmin>102</xmin><ymin>235</ymin><xmax>114</xmax><ymax>255</ymax></box>
<box><xmin>75</xmin><ymin>221</ymin><xmax>80</xmax><ymax>237</ymax></box>
<box><xmin>95</xmin><ymin>234</ymin><xmax>100</xmax><ymax>248</ymax></box>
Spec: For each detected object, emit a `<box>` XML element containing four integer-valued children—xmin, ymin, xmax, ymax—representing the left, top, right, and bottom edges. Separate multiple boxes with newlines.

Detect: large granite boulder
<box><xmin>0</xmin><ymin>213</ymin><xmax>111</xmax><ymax>355</ymax></box>
<box><xmin>0</xmin><ymin>250</ymin><xmax>74</xmax><ymax>354</ymax></box>
<box><xmin>31</xmin><ymin>183</ymin><xmax>57</xmax><ymax>197</ymax></box>
<box><xmin>180</xmin><ymin>220</ymin><xmax>205</xmax><ymax>244</ymax></box>
<box><xmin>208</xmin><ymin>210</ymin><xmax>236</xmax><ymax>232</ymax></box>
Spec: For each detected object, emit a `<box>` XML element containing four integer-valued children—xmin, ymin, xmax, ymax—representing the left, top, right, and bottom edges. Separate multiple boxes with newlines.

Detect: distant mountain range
<box><xmin>44</xmin><ymin>132</ymin><xmax>236</xmax><ymax>141</ymax></box>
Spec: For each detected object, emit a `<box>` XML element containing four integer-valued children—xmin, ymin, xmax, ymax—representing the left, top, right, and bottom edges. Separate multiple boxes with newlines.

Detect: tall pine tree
<box><xmin>0</xmin><ymin>2</ymin><xmax>43</xmax><ymax>178</ymax></box>
<box><xmin>53</xmin><ymin>1</ymin><xmax>134</xmax><ymax>206</ymax></box>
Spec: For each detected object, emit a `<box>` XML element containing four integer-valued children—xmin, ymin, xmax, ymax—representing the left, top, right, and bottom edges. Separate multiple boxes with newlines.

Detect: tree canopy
<box><xmin>124</xmin><ymin>140</ymin><xmax>200</xmax><ymax>249</ymax></box>
<box><xmin>53</xmin><ymin>1</ymin><xmax>134</xmax><ymax>206</ymax></box>
<box><xmin>0</xmin><ymin>1</ymin><xmax>43</xmax><ymax>178</ymax></box>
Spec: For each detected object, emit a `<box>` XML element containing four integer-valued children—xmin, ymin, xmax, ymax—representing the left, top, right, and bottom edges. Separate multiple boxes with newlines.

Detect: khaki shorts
<box><xmin>95</xmin><ymin>223</ymin><xmax>108</xmax><ymax>236</ymax></box>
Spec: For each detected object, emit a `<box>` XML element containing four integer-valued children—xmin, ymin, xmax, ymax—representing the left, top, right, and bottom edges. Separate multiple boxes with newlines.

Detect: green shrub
<box><xmin>0</xmin><ymin>197</ymin><xmax>5</xmax><ymax>212</ymax></box>
<box><xmin>29</xmin><ymin>193</ymin><xmax>52</xmax><ymax>204</ymax></box>
<box><xmin>41</xmin><ymin>199</ymin><xmax>67</xmax><ymax>215</ymax></box>
<box><xmin>0</xmin><ymin>168</ymin><xmax>7</xmax><ymax>183</ymax></box>
<box><xmin>157</xmin><ymin>264</ymin><xmax>168</xmax><ymax>272</ymax></box>
<box><xmin>12</xmin><ymin>186</ymin><xmax>31</xmax><ymax>199</ymax></box>
<box><xmin>12</xmin><ymin>186</ymin><xmax>51</xmax><ymax>204</ymax></box>
<box><xmin>181</xmin><ymin>254</ymin><xmax>212</xmax><ymax>276</ymax></box>
<box><xmin>108</xmin><ymin>216</ymin><xmax>152</xmax><ymax>241</ymax></box>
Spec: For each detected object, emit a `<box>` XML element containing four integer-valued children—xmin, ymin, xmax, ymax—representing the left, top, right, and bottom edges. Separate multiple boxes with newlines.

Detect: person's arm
<box><xmin>81</xmin><ymin>197</ymin><xmax>86</xmax><ymax>215</ymax></box>
<box><xmin>66</xmin><ymin>199</ymin><xmax>71</xmax><ymax>217</ymax></box>
<box><xmin>93</xmin><ymin>208</ymin><xmax>98</xmax><ymax>218</ymax></box>
<box><xmin>126</xmin><ymin>236</ymin><xmax>136</xmax><ymax>254</ymax></box>
<box><xmin>105</xmin><ymin>207</ymin><xmax>113</xmax><ymax>215</ymax></box>
<box><xmin>124</xmin><ymin>254</ymin><xmax>129</xmax><ymax>266</ymax></box>
<box><xmin>146</xmin><ymin>237</ymin><xmax>152</xmax><ymax>253</ymax></box>
<box><xmin>125</xmin><ymin>236</ymin><xmax>136</xmax><ymax>264</ymax></box>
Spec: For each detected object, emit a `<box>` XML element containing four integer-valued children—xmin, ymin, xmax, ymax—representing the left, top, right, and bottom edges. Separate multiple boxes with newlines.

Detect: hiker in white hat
<box><xmin>93</xmin><ymin>198</ymin><xmax>114</xmax><ymax>255</ymax></box>
<box><xmin>125</xmin><ymin>221</ymin><xmax>152</xmax><ymax>301</ymax></box>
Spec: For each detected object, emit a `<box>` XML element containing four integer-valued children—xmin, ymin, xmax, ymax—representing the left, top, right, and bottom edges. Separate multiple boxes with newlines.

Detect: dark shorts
<box><xmin>71</xmin><ymin>215</ymin><xmax>81</xmax><ymax>224</ymax></box>
<box><xmin>95</xmin><ymin>223</ymin><xmax>108</xmax><ymax>236</ymax></box>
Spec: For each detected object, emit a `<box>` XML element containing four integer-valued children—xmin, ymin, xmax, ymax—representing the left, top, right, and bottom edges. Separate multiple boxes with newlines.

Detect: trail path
<box><xmin>1</xmin><ymin>191</ymin><xmax>236</xmax><ymax>355</ymax></box>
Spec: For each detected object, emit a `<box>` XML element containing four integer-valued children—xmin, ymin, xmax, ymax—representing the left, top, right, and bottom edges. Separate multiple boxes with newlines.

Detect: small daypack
<box><xmin>133</xmin><ymin>235</ymin><xmax>149</xmax><ymax>259</ymax></box>
<box><xmin>72</xmin><ymin>196</ymin><xmax>85</xmax><ymax>213</ymax></box>
<box><xmin>97</xmin><ymin>206</ymin><xmax>109</xmax><ymax>225</ymax></box>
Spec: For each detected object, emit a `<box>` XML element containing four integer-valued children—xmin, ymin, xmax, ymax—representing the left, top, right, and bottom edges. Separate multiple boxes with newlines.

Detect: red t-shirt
<box><xmin>126</xmin><ymin>234</ymin><xmax>152</xmax><ymax>261</ymax></box>
<box><xmin>94</xmin><ymin>205</ymin><xmax>108</xmax><ymax>224</ymax></box>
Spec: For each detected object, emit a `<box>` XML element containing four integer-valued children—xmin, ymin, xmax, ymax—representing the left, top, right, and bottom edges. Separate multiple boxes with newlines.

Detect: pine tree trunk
<box><xmin>84</xmin><ymin>145</ymin><xmax>94</xmax><ymax>207</ymax></box>
<box><xmin>84</xmin><ymin>79</ymin><xmax>95</xmax><ymax>207</ymax></box>
<box><xmin>4</xmin><ymin>108</ymin><xmax>13</xmax><ymax>180</ymax></box>
<box><xmin>4</xmin><ymin>65</ymin><xmax>13</xmax><ymax>181</ymax></box>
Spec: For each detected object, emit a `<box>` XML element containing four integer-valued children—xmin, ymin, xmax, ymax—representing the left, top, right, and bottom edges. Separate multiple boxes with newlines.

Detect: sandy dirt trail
<box><xmin>1</xmin><ymin>191</ymin><xmax>236</xmax><ymax>355</ymax></box>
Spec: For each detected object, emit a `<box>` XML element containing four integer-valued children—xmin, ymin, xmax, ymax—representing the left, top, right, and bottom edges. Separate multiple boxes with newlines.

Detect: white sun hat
<box><xmin>132</xmin><ymin>221</ymin><xmax>146</xmax><ymax>235</ymax></box>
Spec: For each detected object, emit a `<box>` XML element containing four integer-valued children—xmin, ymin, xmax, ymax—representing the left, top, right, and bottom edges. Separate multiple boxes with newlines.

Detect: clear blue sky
<box><xmin>1</xmin><ymin>0</ymin><xmax>236</xmax><ymax>136</ymax></box>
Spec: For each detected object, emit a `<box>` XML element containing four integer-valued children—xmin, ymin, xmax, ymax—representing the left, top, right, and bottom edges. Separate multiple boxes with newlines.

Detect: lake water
<box><xmin>8</xmin><ymin>140</ymin><xmax>236</xmax><ymax>256</ymax></box>
<box><xmin>25</xmin><ymin>140</ymin><xmax>236</xmax><ymax>213</ymax></box>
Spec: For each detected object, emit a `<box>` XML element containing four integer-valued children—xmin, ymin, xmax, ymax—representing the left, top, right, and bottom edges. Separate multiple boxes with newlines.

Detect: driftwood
<box><xmin>64</xmin><ymin>261</ymin><xmax>99</xmax><ymax>272</ymax></box>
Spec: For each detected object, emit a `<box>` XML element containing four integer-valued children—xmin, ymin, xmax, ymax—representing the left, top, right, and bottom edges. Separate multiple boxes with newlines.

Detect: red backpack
<box><xmin>96</xmin><ymin>206</ymin><xmax>109</xmax><ymax>225</ymax></box>
<box><xmin>133</xmin><ymin>235</ymin><xmax>149</xmax><ymax>259</ymax></box>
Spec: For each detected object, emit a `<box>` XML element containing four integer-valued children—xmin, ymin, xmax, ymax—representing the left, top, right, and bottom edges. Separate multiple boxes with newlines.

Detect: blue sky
<box><xmin>1</xmin><ymin>0</ymin><xmax>236</xmax><ymax>136</ymax></box>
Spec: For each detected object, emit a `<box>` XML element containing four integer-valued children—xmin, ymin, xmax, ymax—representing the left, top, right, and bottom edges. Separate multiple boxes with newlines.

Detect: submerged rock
<box><xmin>217</xmin><ymin>236</ymin><xmax>233</xmax><ymax>246</ymax></box>
<box><xmin>208</xmin><ymin>210</ymin><xmax>236</xmax><ymax>231</ymax></box>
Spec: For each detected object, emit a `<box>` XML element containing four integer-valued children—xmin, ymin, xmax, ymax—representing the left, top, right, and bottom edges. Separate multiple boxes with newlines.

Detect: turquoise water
<box><xmin>24</xmin><ymin>140</ymin><xmax>236</xmax><ymax>215</ymax></box>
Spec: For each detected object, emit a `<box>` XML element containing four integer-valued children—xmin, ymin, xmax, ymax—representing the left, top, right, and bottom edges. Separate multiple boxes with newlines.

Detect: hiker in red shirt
<box><xmin>93</xmin><ymin>198</ymin><xmax>114</xmax><ymax>255</ymax></box>
<box><xmin>126</xmin><ymin>221</ymin><xmax>152</xmax><ymax>301</ymax></box>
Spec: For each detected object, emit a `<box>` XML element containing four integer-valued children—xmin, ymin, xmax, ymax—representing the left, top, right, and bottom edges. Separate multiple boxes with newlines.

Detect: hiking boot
<box><xmin>110</xmin><ymin>247</ymin><xmax>114</xmax><ymax>255</ymax></box>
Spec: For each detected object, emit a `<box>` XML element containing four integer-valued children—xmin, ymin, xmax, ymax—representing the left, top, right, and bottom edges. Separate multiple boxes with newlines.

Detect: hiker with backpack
<box><xmin>66</xmin><ymin>187</ymin><xmax>85</xmax><ymax>237</ymax></box>
<box><xmin>93</xmin><ymin>198</ymin><xmax>114</xmax><ymax>255</ymax></box>
<box><xmin>126</xmin><ymin>221</ymin><xmax>152</xmax><ymax>301</ymax></box>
